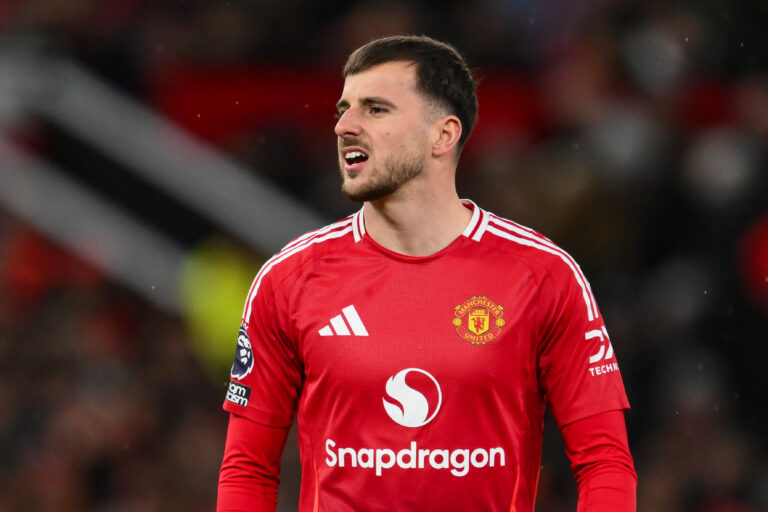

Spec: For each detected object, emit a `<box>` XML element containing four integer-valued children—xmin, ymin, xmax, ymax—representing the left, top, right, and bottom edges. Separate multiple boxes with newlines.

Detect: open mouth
<box><xmin>344</xmin><ymin>150</ymin><xmax>369</xmax><ymax>167</ymax></box>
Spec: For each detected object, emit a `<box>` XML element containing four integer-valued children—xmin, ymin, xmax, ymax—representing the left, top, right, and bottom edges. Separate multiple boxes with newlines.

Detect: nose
<box><xmin>334</xmin><ymin>108</ymin><xmax>362</xmax><ymax>138</ymax></box>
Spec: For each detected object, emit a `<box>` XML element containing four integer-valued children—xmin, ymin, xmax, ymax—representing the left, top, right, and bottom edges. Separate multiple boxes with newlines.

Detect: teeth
<box><xmin>345</xmin><ymin>151</ymin><xmax>365</xmax><ymax>161</ymax></box>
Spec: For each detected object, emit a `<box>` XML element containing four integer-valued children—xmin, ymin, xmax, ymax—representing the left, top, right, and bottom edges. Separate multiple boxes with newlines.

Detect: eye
<box><xmin>334</xmin><ymin>109</ymin><xmax>347</xmax><ymax>120</ymax></box>
<box><xmin>369</xmin><ymin>105</ymin><xmax>387</xmax><ymax>115</ymax></box>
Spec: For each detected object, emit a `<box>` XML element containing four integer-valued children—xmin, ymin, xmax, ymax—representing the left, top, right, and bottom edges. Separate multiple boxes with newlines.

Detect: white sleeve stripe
<box><xmin>486</xmin><ymin>225</ymin><xmax>596</xmax><ymax>322</ymax></box>
<box><xmin>242</xmin><ymin>223</ymin><xmax>353</xmax><ymax>321</ymax></box>
<box><xmin>491</xmin><ymin>215</ymin><xmax>551</xmax><ymax>241</ymax></box>
<box><xmin>255</xmin><ymin>218</ymin><xmax>351</xmax><ymax>289</ymax></box>
<box><xmin>488</xmin><ymin>216</ymin><xmax>599</xmax><ymax>319</ymax></box>
<box><xmin>281</xmin><ymin>217</ymin><xmax>353</xmax><ymax>252</ymax></box>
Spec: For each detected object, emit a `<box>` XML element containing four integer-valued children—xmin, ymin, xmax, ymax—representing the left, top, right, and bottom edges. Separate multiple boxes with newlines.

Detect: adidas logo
<box><xmin>318</xmin><ymin>305</ymin><xmax>369</xmax><ymax>336</ymax></box>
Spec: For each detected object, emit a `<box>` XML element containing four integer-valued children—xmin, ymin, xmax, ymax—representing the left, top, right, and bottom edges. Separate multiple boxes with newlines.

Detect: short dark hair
<box><xmin>343</xmin><ymin>35</ymin><xmax>478</xmax><ymax>150</ymax></box>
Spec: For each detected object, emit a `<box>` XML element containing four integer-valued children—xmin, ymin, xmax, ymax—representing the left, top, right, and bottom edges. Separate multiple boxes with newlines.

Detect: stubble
<box><xmin>340</xmin><ymin>151</ymin><xmax>425</xmax><ymax>203</ymax></box>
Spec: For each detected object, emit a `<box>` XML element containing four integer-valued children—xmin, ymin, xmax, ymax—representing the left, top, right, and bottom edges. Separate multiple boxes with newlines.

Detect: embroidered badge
<box><xmin>452</xmin><ymin>296</ymin><xmax>505</xmax><ymax>345</ymax></box>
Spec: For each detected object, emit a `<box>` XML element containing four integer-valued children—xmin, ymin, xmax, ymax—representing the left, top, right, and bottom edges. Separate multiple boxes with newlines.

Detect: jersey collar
<box><xmin>351</xmin><ymin>199</ymin><xmax>489</xmax><ymax>244</ymax></box>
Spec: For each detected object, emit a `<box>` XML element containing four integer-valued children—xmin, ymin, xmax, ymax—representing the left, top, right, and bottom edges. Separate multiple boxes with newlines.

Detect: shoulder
<box><xmin>246</xmin><ymin>213</ymin><xmax>359</xmax><ymax>294</ymax></box>
<box><xmin>475</xmin><ymin>208</ymin><xmax>599</xmax><ymax>319</ymax></box>
<box><xmin>240</xmin><ymin>213</ymin><xmax>360</xmax><ymax>324</ymax></box>
<box><xmin>476</xmin><ymin>210</ymin><xmax>569</xmax><ymax>274</ymax></box>
<box><xmin>276</xmin><ymin>214</ymin><xmax>359</xmax><ymax>264</ymax></box>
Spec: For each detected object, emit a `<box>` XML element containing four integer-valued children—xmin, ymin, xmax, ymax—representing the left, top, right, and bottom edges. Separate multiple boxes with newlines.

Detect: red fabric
<box><xmin>217</xmin><ymin>413</ymin><xmax>289</xmax><ymax>512</ymax></box>
<box><xmin>222</xmin><ymin>203</ymin><xmax>630</xmax><ymax>511</ymax></box>
<box><xmin>561</xmin><ymin>410</ymin><xmax>637</xmax><ymax>512</ymax></box>
<box><xmin>218</xmin><ymin>412</ymin><xmax>636</xmax><ymax>512</ymax></box>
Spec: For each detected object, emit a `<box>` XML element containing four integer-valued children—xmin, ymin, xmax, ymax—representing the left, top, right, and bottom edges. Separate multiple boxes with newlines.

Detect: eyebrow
<box><xmin>336</xmin><ymin>96</ymin><xmax>397</xmax><ymax>111</ymax></box>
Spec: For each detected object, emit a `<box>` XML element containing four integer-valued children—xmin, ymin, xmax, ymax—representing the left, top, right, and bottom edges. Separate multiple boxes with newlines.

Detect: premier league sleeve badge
<box><xmin>230</xmin><ymin>324</ymin><xmax>255</xmax><ymax>380</ymax></box>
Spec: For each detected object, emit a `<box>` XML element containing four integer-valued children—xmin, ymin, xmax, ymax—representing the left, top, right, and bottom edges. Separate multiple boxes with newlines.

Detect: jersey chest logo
<box><xmin>452</xmin><ymin>296</ymin><xmax>505</xmax><ymax>345</ymax></box>
<box><xmin>383</xmin><ymin>368</ymin><xmax>442</xmax><ymax>428</ymax></box>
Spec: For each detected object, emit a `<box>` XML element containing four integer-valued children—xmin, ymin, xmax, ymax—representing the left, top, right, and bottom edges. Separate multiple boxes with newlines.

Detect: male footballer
<box><xmin>218</xmin><ymin>35</ymin><xmax>636</xmax><ymax>511</ymax></box>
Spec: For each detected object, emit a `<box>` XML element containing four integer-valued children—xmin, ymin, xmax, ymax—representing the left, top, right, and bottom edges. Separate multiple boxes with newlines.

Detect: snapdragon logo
<box><xmin>324</xmin><ymin>440</ymin><xmax>506</xmax><ymax>477</ymax></box>
<box><xmin>382</xmin><ymin>368</ymin><xmax>442</xmax><ymax>427</ymax></box>
<box><xmin>325</xmin><ymin>367</ymin><xmax>506</xmax><ymax>477</ymax></box>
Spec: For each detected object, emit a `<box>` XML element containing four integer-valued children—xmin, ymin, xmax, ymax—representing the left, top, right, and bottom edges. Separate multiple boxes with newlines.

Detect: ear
<box><xmin>431</xmin><ymin>115</ymin><xmax>462</xmax><ymax>158</ymax></box>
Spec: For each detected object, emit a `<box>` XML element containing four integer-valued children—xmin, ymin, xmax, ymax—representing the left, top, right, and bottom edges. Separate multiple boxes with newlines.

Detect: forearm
<box><xmin>218</xmin><ymin>413</ymin><xmax>290</xmax><ymax>512</ymax></box>
<box><xmin>217</xmin><ymin>487</ymin><xmax>277</xmax><ymax>512</ymax></box>
<box><xmin>575</xmin><ymin>461</ymin><xmax>637</xmax><ymax>512</ymax></box>
<box><xmin>561</xmin><ymin>409</ymin><xmax>637</xmax><ymax>512</ymax></box>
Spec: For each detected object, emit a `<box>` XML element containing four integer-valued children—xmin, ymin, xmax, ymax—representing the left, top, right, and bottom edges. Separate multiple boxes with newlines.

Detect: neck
<box><xmin>362</xmin><ymin>187</ymin><xmax>472</xmax><ymax>257</ymax></box>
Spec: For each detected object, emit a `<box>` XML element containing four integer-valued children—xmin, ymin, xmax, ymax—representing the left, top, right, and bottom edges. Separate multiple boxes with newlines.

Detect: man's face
<box><xmin>334</xmin><ymin>61</ymin><xmax>434</xmax><ymax>202</ymax></box>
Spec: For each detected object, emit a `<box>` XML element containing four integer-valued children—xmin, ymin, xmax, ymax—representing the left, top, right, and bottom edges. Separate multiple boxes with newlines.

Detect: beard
<box><xmin>339</xmin><ymin>152</ymin><xmax>424</xmax><ymax>203</ymax></box>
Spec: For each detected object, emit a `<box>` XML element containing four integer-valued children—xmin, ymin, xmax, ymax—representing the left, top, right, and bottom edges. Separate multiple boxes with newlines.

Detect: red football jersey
<box><xmin>223</xmin><ymin>201</ymin><xmax>629</xmax><ymax>512</ymax></box>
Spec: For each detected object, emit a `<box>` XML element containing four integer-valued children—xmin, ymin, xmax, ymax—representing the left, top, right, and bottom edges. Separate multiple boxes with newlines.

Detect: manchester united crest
<box><xmin>452</xmin><ymin>296</ymin><xmax>505</xmax><ymax>344</ymax></box>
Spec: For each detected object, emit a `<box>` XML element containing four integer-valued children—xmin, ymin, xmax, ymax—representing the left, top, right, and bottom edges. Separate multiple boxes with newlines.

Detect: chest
<box><xmin>288</xmin><ymin>255</ymin><xmax>543</xmax><ymax>394</ymax></box>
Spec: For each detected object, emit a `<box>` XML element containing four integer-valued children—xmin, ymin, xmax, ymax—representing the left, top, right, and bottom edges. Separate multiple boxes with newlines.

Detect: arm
<box><xmin>561</xmin><ymin>409</ymin><xmax>637</xmax><ymax>512</ymax></box>
<box><xmin>533</xmin><ymin>254</ymin><xmax>634</xmax><ymax>509</ymax></box>
<box><xmin>219</xmin><ymin>259</ymin><xmax>303</xmax><ymax>511</ymax></box>
<box><xmin>218</xmin><ymin>413</ymin><xmax>291</xmax><ymax>512</ymax></box>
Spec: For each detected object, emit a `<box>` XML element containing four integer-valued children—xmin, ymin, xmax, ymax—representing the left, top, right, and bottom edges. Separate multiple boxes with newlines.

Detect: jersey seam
<box><xmin>268</xmin><ymin>233</ymin><xmax>355</xmax><ymax>296</ymax></box>
<box><xmin>555</xmin><ymin>399</ymin><xmax>630</xmax><ymax>428</ymax></box>
<box><xmin>270</xmin><ymin>231</ymin><xmax>357</xmax><ymax>357</ymax></box>
<box><xmin>483</xmin><ymin>229</ymin><xmax>589</xmax><ymax>339</ymax></box>
<box><xmin>477</xmin><ymin>235</ymin><xmax>548</xmax><ymax>289</ymax></box>
<box><xmin>223</xmin><ymin>400</ymin><xmax>293</xmax><ymax>428</ymax></box>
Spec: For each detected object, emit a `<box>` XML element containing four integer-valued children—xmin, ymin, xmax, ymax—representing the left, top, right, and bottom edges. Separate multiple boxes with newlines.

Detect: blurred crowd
<box><xmin>0</xmin><ymin>217</ymin><xmax>225</xmax><ymax>511</ymax></box>
<box><xmin>1</xmin><ymin>0</ymin><xmax>767</xmax><ymax>511</ymax></box>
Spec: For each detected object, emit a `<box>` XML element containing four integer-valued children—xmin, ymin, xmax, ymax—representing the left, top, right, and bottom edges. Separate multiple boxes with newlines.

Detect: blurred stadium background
<box><xmin>0</xmin><ymin>1</ymin><xmax>766</xmax><ymax>511</ymax></box>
